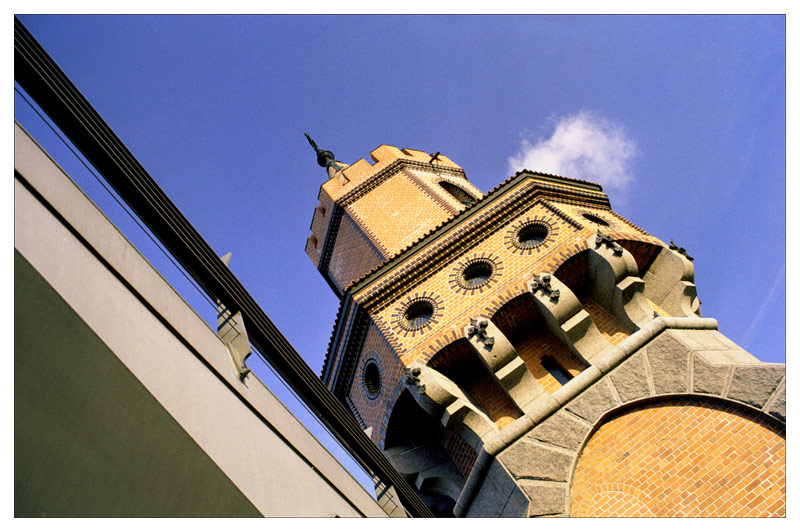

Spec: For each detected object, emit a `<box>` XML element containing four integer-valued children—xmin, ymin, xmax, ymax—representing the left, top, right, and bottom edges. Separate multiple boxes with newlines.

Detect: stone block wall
<box><xmin>483</xmin><ymin>326</ymin><xmax>785</xmax><ymax>517</ymax></box>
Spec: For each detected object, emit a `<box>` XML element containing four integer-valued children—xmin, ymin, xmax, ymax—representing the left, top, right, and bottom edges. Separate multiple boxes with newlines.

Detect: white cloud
<box><xmin>508</xmin><ymin>110</ymin><xmax>637</xmax><ymax>189</ymax></box>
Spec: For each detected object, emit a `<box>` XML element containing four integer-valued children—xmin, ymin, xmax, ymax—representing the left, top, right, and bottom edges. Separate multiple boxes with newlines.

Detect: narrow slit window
<box><xmin>541</xmin><ymin>355</ymin><xmax>572</xmax><ymax>385</ymax></box>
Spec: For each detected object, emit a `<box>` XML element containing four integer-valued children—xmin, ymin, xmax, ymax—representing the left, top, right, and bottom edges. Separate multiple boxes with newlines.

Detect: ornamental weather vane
<box><xmin>305</xmin><ymin>133</ymin><xmax>343</xmax><ymax>175</ymax></box>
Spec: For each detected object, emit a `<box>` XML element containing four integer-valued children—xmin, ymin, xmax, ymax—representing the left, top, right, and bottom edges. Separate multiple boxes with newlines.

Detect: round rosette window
<box><xmin>461</xmin><ymin>260</ymin><xmax>494</xmax><ymax>288</ymax></box>
<box><xmin>448</xmin><ymin>254</ymin><xmax>504</xmax><ymax>295</ymax></box>
<box><xmin>517</xmin><ymin>222</ymin><xmax>549</xmax><ymax>248</ymax></box>
<box><xmin>391</xmin><ymin>294</ymin><xmax>444</xmax><ymax>337</ymax></box>
<box><xmin>403</xmin><ymin>299</ymin><xmax>435</xmax><ymax>330</ymax></box>
<box><xmin>504</xmin><ymin>217</ymin><xmax>558</xmax><ymax>255</ymax></box>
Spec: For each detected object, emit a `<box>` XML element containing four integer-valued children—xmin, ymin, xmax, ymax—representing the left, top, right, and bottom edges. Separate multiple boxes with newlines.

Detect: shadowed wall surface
<box><xmin>570</xmin><ymin>397</ymin><xmax>785</xmax><ymax>517</ymax></box>
<box><xmin>14</xmin><ymin>251</ymin><xmax>262</xmax><ymax>517</ymax></box>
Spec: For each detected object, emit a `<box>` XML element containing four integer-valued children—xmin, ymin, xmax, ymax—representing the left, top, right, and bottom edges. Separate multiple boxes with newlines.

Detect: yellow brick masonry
<box><xmin>570</xmin><ymin>398</ymin><xmax>785</xmax><ymax>517</ymax></box>
<box><xmin>357</xmin><ymin>199</ymin><xmax>656</xmax><ymax>430</ymax></box>
<box><xmin>305</xmin><ymin>189</ymin><xmax>335</xmax><ymax>267</ymax></box>
<box><xmin>347</xmin><ymin>171</ymin><xmax>451</xmax><ymax>257</ymax></box>
<box><xmin>327</xmin><ymin>213</ymin><xmax>384</xmax><ymax>292</ymax></box>
<box><xmin>307</xmin><ymin>144</ymin><xmax>483</xmax><ymax>288</ymax></box>
<box><xmin>373</xmin><ymin>201</ymin><xmax>643</xmax><ymax>365</ymax></box>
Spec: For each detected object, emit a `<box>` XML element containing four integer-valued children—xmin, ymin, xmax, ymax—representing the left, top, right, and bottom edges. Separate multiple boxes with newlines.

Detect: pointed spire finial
<box><xmin>305</xmin><ymin>133</ymin><xmax>341</xmax><ymax>174</ymax></box>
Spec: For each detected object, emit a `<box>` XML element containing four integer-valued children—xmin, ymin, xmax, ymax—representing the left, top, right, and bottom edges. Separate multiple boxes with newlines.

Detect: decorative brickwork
<box><xmin>570</xmin><ymin>398</ymin><xmax>785</xmax><ymax>517</ymax></box>
<box><xmin>311</xmin><ymin>147</ymin><xmax>785</xmax><ymax>517</ymax></box>
<box><xmin>347</xmin><ymin>170</ymin><xmax>455</xmax><ymax>257</ymax></box>
<box><xmin>447</xmin><ymin>252</ymin><xmax>504</xmax><ymax>295</ymax></box>
<box><xmin>348</xmin><ymin>324</ymin><xmax>405</xmax><ymax>447</ymax></box>
<box><xmin>390</xmin><ymin>292</ymin><xmax>445</xmax><ymax>338</ymax></box>
<box><xmin>503</xmin><ymin>216</ymin><xmax>560</xmax><ymax>255</ymax></box>
<box><xmin>353</xmin><ymin>183</ymin><xmax>605</xmax><ymax>311</ymax></box>
<box><xmin>399</xmin><ymin>166</ymin><xmax>482</xmax><ymax>215</ymax></box>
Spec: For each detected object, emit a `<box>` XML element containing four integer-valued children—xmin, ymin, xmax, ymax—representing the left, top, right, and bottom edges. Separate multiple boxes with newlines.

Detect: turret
<box><xmin>305</xmin><ymin>137</ymin><xmax>483</xmax><ymax>296</ymax></box>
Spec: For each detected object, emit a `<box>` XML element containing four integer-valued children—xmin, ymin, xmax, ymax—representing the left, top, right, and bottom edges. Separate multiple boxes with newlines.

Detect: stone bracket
<box><xmin>527</xmin><ymin>274</ymin><xmax>608</xmax><ymax>365</ymax></box>
<box><xmin>586</xmin><ymin>234</ymin><xmax>653</xmax><ymax>331</ymax></box>
<box><xmin>464</xmin><ymin>318</ymin><xmax>544</xmax><ymax>412</ymax></box>
<box><xmin>404</xmin><ymin>364</ymin><xmax>496</xmax><ymax>448</ymax></box>
<box><xmin>643</xmin><ymin>246</ymin><xmax>701</xmax><ymax>318</ymax></box>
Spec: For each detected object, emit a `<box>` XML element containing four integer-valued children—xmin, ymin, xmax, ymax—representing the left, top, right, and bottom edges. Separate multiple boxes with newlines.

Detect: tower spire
<box><xmin>305</xmin><ymin>133</ymin><xmax>342</xmax><ymax>176</ymax></box>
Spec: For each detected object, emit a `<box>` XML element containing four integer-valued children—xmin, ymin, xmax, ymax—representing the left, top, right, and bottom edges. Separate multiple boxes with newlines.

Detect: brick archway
<box><xmin>569</xmin><ymin>396</ymin><xmax>785</xmax><ymax>517</ymax></box>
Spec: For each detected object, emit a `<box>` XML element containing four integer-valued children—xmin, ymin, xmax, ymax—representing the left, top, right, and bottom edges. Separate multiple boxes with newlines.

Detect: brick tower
<box><xmin>306</xmin><ymin>140</ymin><xmax>785</xmax><ymax>517</ymax></box>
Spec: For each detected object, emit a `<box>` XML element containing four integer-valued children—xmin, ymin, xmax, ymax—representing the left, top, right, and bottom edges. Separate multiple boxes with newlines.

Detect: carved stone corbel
<box><xmin>642</xmin><ymin>245</ymin><xmax>701</xmax><ymax>317</ymax></box>
<box><xmin>464</xmin><ymin>318</ymin><xmax>544</xmax><ymax>412</ymax></box>
<box><xmin>527</xmin><ymin>273</ymin><xmax>609</xmax><ymax>365</ymax></box>
<box><xmin>403</xmin><ymin>365</ymin><xmax>496</xmax><ymax>448</ymax></box>
<box><xmin>586</xmin><ymin>233</ymin><xmax>653</xmax><ymax>331</ymax></box>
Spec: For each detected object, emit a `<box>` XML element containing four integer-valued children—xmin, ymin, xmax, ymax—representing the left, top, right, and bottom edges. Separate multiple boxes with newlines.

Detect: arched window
<box><xmin>439</xmin><ymin>181</ymin><xmax>475</xmax><ymax>207</ymax></box>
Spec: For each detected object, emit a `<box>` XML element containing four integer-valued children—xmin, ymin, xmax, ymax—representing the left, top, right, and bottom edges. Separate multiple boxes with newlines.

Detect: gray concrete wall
<box><xmin>14</xmin><ymin>123</ymin><xmax>386</xmax><ymax>517</ymax></box>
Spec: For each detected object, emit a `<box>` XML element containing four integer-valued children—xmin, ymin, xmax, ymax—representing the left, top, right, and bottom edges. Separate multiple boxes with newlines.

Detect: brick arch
<box><xmin>489</xmin><ymin>291</ymin><xmax>587</xmax><ymax>394</ymax></box>
<box><xmin>539</xmin><ymin>238</ymin><xmax>591</xmax><ymax>285</ymax></box>
<box><xmin>614</xmin><ymin>236</ymin><xmax>664</xmax><ymax>274</ymax></box>
<box><xmin>568</xmin><ymin>395</ymin><xmax>786</xmax><ymax>517</ymax></box>
<box><xmin>416</xmin><ymin>326</ymin><xmax>468</xmax><ymax>366</ymax></box>
<box><xmin>479</xmin><ymin>280</ymin><xmax>531</xmax><ymax>319</ymax></box>
<box><xmin>553</xmin><ymin>249</ymin><xmax>590</xmax><ymax>296</ymax></box>
<box><xmin>572</xmin><ymin>483</ymin><xmax>655</xmax><ymax>518</ymax></box>
<box><xmin>489</xmin><ymin>292</ymin><xmax>543</xmax><ymax>336</ymax></box>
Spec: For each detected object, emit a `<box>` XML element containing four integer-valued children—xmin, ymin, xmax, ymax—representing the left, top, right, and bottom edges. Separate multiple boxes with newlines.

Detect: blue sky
<box><xmin>14</xmin><ymin>14</ymin><xmax>785</xmax><ymax>488</ymax></box>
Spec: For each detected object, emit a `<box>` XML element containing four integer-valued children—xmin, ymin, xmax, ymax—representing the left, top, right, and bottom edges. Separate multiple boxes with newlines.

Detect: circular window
<box><xmin>461</xmin><ymin>260</ymin><xmax>494</xmax><ymax>288</ymax></box>
<box><xmin>582</xmin><ymin>213</ymin><xmax>610</xmax><ymax>226</ymax></box>
<box><xmin>517</xmin><ymin>222</ymin><xmax>549</xmax><ymax>248</ymax></box>
<box><xmin>404</xmin><ymin>300</ymin><xmax>435</xmax><ymax>330</ymax></box>
<box><xmin>363</xmin><ymin>360</ymin><xmax>381</xmax><ymax>398</ymax></box>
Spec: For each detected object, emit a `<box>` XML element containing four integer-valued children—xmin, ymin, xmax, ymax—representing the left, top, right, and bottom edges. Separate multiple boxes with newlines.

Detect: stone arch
<box><xmin>568</xmin><ymin>395</ymin><xmax>786</xmax><ymax>517</ymax></box>
<box><xmin>496</xmin><ymin>318</ymin><xmax>786</xmax><ymax>516</ymax></box>
<box><xmin>495</xmin><ymin>326</ymin><xmax>785</xmax><ymax>517</ymax></box>
<box><xmin>383</xmin><ymin>389</ymin><xmax>465</xmax><ymax>517</ymax></box>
